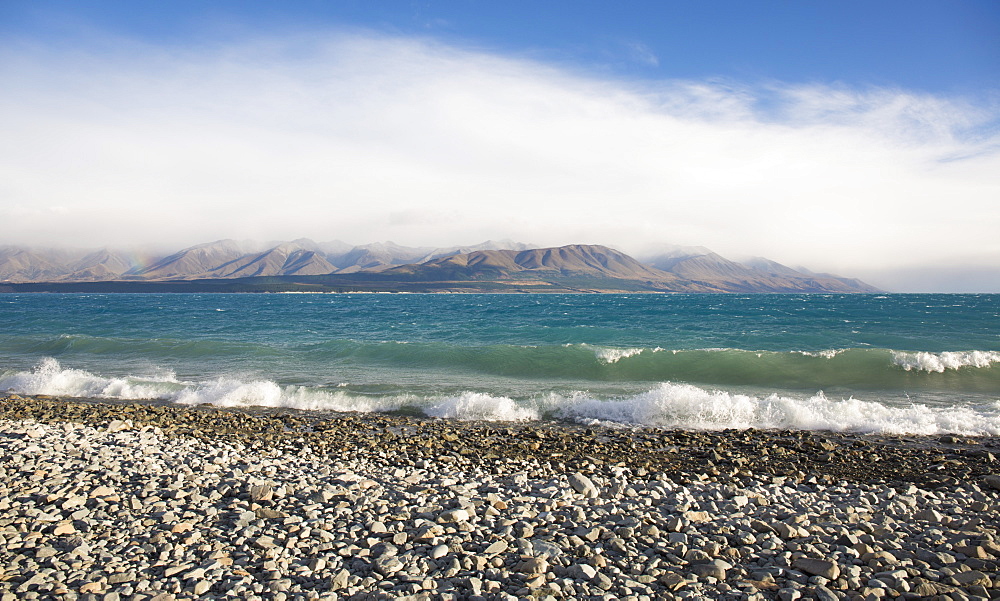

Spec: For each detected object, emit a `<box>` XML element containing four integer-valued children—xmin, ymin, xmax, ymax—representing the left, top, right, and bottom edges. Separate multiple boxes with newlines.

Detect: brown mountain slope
<box><xmin>61</xmin><ymin>249</ymin><xmax>135</xmax><ymax>281</ymax></box>
<box><xmin>646</xmin><ymin>251</ymin><xmax>883</xmax><ymax>293</ymax></box>
<box><xmin>0</xmin><ymin>247</ymin><xmax>68</xmax><ymax>282</ymax></box>
<box><xmin>205</xmin><ymin>243</ymin><xmax>337</xmax><ymax>278</ymax></box>
<box><xmin>132</xmin><ymin>240</ymin><xmax>261</xmax><ymax>280</ymax></box>
<box><xmin>384</xmin><ymin>244</ymin><xmax>698</xmax><ymax>288</ymax></box>
<box><xmin>0</xmin><ymin>240</ymin><xmax>884</xmax><ymax>293</ymax></box>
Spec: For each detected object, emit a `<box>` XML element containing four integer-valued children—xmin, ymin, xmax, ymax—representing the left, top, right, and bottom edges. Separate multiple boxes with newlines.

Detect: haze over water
<box><xmin>1</xmin><ymin>293</ymin><xmax>998</xmax><ymax>435</ymax></box>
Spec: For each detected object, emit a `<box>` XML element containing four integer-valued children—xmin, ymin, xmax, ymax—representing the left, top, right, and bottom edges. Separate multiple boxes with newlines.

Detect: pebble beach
<box><xmin>1</xmin><ymin>395</ymin><xmax>999</xmax><ymax>601</ymax></box>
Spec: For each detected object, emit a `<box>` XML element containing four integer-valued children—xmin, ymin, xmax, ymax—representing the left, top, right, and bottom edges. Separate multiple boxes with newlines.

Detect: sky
<box><xmin>1</xmin><ymin>1</ymin><xmax>999</xmax><ymax>292</ymax></box>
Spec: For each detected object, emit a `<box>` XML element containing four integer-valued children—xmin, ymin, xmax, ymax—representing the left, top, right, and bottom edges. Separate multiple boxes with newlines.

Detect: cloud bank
<box><xmin>1</xmin><ymin>30</ymin><xmax>998</xmax><ymax>290</ymax></box>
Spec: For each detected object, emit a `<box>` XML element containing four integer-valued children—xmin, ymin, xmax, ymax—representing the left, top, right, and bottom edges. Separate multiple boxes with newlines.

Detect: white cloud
<box><xmin>0</xmin><ymin>30</ymin><xmax>998</xmax><ymax>285</ymax></box>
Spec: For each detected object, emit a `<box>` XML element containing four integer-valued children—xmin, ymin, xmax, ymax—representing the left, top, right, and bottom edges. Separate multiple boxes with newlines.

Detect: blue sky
<box><xmin>2</xmin><ymin>1</ymin><xmax>999</xmax><ymax>290</ymax></box>
<box><xmin>5</xmin><ymin>1</ymin><xmax>999</xmax><ymax>93</ymax></box>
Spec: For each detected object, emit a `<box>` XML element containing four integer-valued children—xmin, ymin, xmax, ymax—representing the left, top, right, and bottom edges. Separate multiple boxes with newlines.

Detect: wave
<box><xmin>891</xmin><ymin>350</ymin><xmax>1000</xmax><ymax>373</ymax></box>
<box><xmin>2</xmin><ymin>359</ymin><xmax>999</xmax><ymax>435</ymax></box>
<box><xmin>586</xmin><ymin>345</ymin><xmax>653</xmax><ymax>364</ymax></box>
<box><xmin>292</xmin><ymin>341</ymin><xmax>1000</xmax><ymax>392</ymax></box>
<box><xmin>0</xmin><ymin>334</ymin><xmax>287</xmax><ymax>360</ymax></box>
<box><xmin>5</xmin><ymin>335</ymin><xmax>999</xmax><ymax>392</ymax></box>
<box><xmin>550</xmin><ymin>384</ymin><xmax>1000</xmax><ymax>435</ymax></box>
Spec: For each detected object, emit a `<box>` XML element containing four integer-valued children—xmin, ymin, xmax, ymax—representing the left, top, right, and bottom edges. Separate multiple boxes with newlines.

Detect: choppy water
<box><xmin>1</xmin><ymin>293</ymin><xmax>998</xmax><ymax>434</ymax></box>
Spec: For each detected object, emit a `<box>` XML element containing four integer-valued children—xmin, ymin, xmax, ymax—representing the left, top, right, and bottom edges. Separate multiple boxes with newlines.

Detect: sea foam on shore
<box><xmin>3</xmin><ymin>359</ymin><xmax>1000</xmax><ymax>435</ymax></box>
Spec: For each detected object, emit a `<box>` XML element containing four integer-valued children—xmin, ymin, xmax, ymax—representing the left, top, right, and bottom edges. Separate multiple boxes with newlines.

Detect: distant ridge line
<box><xmin>0</xmin><ymin>240</ymin><xmax>883</xmax><ymax>293</ymax></box>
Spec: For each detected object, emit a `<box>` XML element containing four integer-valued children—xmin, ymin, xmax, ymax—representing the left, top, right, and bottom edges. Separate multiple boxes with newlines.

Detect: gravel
<box><xmin>1</xmin><ymin>394</ymin><xmax>999</xmax><ymax>600</ymax></box>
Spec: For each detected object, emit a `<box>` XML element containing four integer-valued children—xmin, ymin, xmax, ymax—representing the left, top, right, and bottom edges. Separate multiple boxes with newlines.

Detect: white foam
<box><xmin>892</xmin><ymin>350</ymin><xmax>1000</xmax><ymax>373</ymax></box>
<box><xmin>590</xmin><ymin>346</ymin><xmax>645</xmax><ymax>364</ymax></box>
<box><xmin>0</xmin><ymin>359</ymin><xmax>402</xmax><ymax>413</ymax></box>
<box><xmin>0</xmin><ymin>357</ymin><xmax>181</xmax><ymax>399</ymax></box>
<box><xmin>798</xmin><ymin>349</ymin><xmax>844</xmax><ymax>359</ymax></box>
<box><xmin>426</xmin><ymin>392</ymin><xmax>539</xmax><ymax>422</ymax></box>
<box><xmin>4</xmin><ymin>359</ymin><xmax>999</xmax><ymax>435</ymax></box>
<box><xmin>552</xmin><ymin>382</ymin><xmax>1000</xmax><ymax>436</ymax></box>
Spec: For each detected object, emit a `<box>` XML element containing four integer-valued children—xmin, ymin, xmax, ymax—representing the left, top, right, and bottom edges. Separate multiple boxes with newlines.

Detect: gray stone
<box><xmin>567</xmin><ymin>472</ymin><xmax>599</xmax><ymax>498</ymax></box>
<box><xmin>793</xmin><ymin>557</ymin><xmax>840</xmax><ymax>580</ymax></box>
<box><xmin>105</xmin><ymin>420</ymin><xmax>132</xmax><ymax>432</ymax></box>
<box><xmin>252</xmin><ymin>536</ymin><xmax>279</xmax><ymax>549</ymax></box>
<box><xmin>689</xmin><ymin>562</ymin><xmax>726</xmax><ymax>580</ymax></box>
<box><xmin>569</xmin><ymin>564</ymin><xmax>597</xmax><ymax>580</ymax></box>
<box><xmin>438</xmin><ymin>508</ymin><xmax>469</xmax><ymax>523</ymax></box>
<box><xmin>192</xmin><ymin>581</ymin><xmax>211</xmax><ymax>596</ymax></box>
<box><xmin>248</xmin><ymin>484</ymin><xmax>273</xmax><ymax>502</ymax></box>
<box><xmin>953</xmin><ymin>570</ymin><xmax>990</xmax><ymax>587</ymax></box>
<box><xmin>516</xmin><ymin>557</ymin><xmax>548</xmax><ymax>575</ymax></box>
<box><xmin>778</xmin><ymin>588</ymin><xmax>802</xmax><ymax>601</ymax></box>
<box><xmin>329</xmin><ymin>569</ymin><xmax>350</xmax><ymax>590</ymax></box>
<box><xmin>914</xmin><ymin>508</ymin><xmax>944</xmax><ymax>522</ymax></box>
<box><xmin>813</xmin><ymin>585</ymin><xmax>840</xmax><ymax>601</ymax></box>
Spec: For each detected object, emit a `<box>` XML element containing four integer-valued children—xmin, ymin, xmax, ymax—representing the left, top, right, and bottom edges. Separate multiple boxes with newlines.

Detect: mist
<box><xmin>1</xmin><ymin>30</ymin><xmax>998</xmax><ymax>288</ymax></box>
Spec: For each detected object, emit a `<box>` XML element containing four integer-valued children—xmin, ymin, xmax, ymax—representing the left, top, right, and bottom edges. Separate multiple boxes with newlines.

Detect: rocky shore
<box><xmin>1</xmin><ymin>394</ymin><xmax>998</xmax><ymax>600</ymax></box>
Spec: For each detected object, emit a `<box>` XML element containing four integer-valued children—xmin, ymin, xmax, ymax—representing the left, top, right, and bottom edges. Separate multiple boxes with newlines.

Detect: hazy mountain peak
<box><xmin>0</xmin><ymin>239</ymin><xmax>882</xmax><ymax>292</ymax></box>
<box><xmin>638</xmin><ymin>244</ymin><xmax>713</xmax><ymax>259</ymax></box>
<box><xmin>741</xmin><ymin>257</ymin><xmax>808</xmax><ymax>278</ymax></box>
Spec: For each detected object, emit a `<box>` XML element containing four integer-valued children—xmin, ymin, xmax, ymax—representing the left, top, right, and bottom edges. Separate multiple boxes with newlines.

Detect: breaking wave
<box><xmin>3</xmin><ymin>359</ymin><xmax>998</xmax><ymax>436</ymax></box>
<box><xmin>7</xmin><ymin>335</ymin><xmax>1000</xmax><ymax>392</ymax></box>
<box><xmin>892</xmin><ymin>350</ymin><xmax>1000</xmax><ymax>373</ymax></box>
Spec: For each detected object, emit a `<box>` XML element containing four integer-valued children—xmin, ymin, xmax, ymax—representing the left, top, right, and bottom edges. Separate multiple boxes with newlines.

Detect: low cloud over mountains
<box><xmin>0</xmin><ymin>239</ymin><xmax>880</xmax><ymax>293</ymax></box>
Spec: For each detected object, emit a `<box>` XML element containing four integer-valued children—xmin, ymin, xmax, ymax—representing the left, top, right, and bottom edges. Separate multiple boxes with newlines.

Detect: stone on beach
<box><xmin>248</xmin><ymin>483</ymin><xmax>273</xmax><ymax>502</ymax></box>
<box><xmin>567</xmin><ymin>471</ymin><xmax>600</xmax><ymax>497</ymax></box>
<box><xmin>792</xmin><ymin>557</ymin><xmax>840</xmax><ymax>580</ymax></box>
<box><xmin>1</xmin><ymin>394</ymin><xmax>999</xmax><ymax>601</ymax></box>
<box><xmin>437</xmin><ymin>508</ymin><xmax>469</xmax><ymax>523</ymax></box>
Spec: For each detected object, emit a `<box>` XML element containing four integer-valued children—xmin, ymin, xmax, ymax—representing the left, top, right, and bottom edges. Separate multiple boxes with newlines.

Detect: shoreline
<box><xmin>2</xmin><ymin>394</ymin><xmax>999</xmax><ymax>600</ymax></box>
<box><xmin>2</xmin><ymin>394</ymin><xmax>998</xmax><ymax>488</ymax></box>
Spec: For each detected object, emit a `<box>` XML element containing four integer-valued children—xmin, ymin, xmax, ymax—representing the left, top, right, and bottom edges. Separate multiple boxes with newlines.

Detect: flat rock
<box><xmin>249</xmin><ymin>484</ymin><xmax>274</xmax><ymax>502</ymax></box>
<box><xmin>438</xmin><ymin>508</ymin><xmax>469</xmax><ymax>523</ymax></box>
<box><xmin>793</xmin><ymin>557</ymin><xmax>840</xmax><ymax>580</ymax></box>
<box><xmin>516</xmin><ymin>557</ymin><xmax>548</xmax><ymax>575</ymax></box>
<box><xmin>682</xmin><ymin>510</ymin><xmax>713</xmax><ymax>523</ymax></box>
<box><xmin>689</xmin><ymin>562</ymin><xmax>726</xmax><ymax>580</ymax></box>
<box><xmin>914</xmin><ymin>508</ymin><xmax>944</xmax><ymax>522</ymax></box>
<box><xmin>52</xmin><ymin>522</ymin><xmax>76</xmax><ymax>536</ymax></box>
<box><xmin>569</xmin><ymin>564</ymin><xmax>597</xmax><ymax>580</ymax></box>
<box><xmin>812</xmin><ymin>585</ymin><xmax>839</xmax><ymax>601</ymax></box>
<box><xmin>953</xmin><ymin>570</ymin><xmax>990</xmax><ymax>587</ymax></box>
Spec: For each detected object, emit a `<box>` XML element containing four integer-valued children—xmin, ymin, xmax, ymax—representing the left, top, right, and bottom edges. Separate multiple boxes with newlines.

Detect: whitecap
<box><xmin>426</xmin><ymin>392</ymin><xmax>539</xmax><ymax>422</ymax></box>
<box><xmin>550</xmin><ymin>382</ymin><xmax>1000</xmax><ymax>436</ymax></box>
<box><xmin>891</xmin><ymin>350</ymin><xmax>1000</xmax><ymax>373</ymax></box>
<box><xmin>584</xmin><ymin>345</ymin><xmax>645</xmax><ymax>364</ymax></box>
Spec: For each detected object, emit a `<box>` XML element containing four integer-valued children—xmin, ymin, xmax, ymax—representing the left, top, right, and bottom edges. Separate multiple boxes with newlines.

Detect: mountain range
<box><xmin>0</xmin><ymin>239</ymin><xmax>882</xmax><ymax>293</ymax></box>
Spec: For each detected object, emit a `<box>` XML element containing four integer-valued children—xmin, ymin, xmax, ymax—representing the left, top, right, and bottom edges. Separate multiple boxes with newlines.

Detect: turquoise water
<box><xmin>1</xmin><ymin>293</ymin><xmax>998</xmax><ymax>434</ymax></box>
